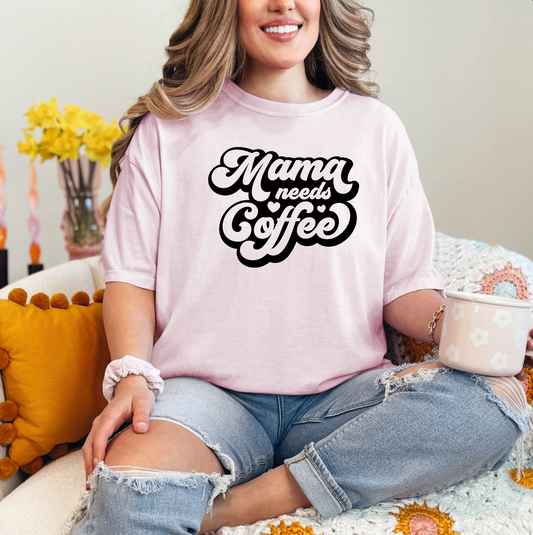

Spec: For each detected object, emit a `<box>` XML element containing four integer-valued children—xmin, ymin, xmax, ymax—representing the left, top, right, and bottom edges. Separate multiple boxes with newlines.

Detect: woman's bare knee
<box><xmin>104</xmin><ymin>419</ymin><xmax>225</xmax><ymax>475</ymax></box>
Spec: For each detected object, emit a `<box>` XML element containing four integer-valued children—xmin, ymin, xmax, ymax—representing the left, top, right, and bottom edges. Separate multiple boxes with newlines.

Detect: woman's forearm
<box><xmin>102</xmin><ymin>281</ymin><xmax>156</xmax><ymax>363</ymax></box>
<box><xmin>383</xmin><ymin>289</ymin><xmax>445</xmax><ymax>346</ymax></box>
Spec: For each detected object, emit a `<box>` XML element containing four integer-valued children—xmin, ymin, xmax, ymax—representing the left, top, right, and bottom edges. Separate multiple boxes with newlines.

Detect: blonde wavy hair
<box><xmin>103</xmin><ymin>0</ymin><xmax>379</xmax><ymax>222</ymax></box>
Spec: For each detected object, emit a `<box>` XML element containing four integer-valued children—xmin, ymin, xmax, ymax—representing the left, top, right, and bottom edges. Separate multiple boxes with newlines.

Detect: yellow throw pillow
<box><xmin>0</xmin><ymin>288</ymin><xmax>110</xmax><ymax>480</ymax></box>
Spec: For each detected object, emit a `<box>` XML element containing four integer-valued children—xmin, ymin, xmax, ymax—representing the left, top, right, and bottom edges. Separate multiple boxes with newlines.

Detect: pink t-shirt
<box><xmin>101</xmin><ymin>77</ymin><xmax>445</xmax><ymax>394</ymax></box>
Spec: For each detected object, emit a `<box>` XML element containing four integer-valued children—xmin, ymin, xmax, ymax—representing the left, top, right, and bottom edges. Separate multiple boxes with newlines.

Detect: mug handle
<box><xmin>526</xmin><ymin>311</ymin><xmax>533</xmax><ymax>357</ymax></box>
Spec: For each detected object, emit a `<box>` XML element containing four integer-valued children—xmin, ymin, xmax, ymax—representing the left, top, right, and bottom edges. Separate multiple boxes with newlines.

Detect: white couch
<box><xmin>0</xmin><ymin>256</ymin><xmax>105</xmax><ymax>535</ymax></box>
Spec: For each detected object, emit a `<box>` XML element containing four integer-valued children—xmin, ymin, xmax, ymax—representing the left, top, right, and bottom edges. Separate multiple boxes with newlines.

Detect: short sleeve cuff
<box><xmin>383</xmin><ymin>274</ymin><xmax>445</xmax><ymax>307</ymax></box>
<box><xmin>105</xmin><ymin>270</ymin><xmax>156</xmax><ymax>291</ymax></box>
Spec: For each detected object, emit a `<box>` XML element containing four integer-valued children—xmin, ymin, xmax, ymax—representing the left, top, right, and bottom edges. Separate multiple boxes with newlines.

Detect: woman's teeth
<box><xmin>262</xmin><ymin>25</ymin><xmax>300</xmax><ymax>34</ymax></box>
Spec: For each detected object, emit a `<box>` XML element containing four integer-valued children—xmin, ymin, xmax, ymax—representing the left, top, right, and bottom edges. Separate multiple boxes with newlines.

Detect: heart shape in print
<box><xmin>268</xmin><ymin>201</ymin><xmax>281</xmax><ymax>213</ymax></box>
<box><xmin>317</xmin><ymin>205</ymin><xmax>326</xmax><ymax>213</ymax></box>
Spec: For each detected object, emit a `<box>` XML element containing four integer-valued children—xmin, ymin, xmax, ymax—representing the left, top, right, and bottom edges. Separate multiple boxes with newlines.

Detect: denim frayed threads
<box><xmin>375</xmin><ymin>363</ymin><xmax>454</xmax><ymax>401</ymax></box>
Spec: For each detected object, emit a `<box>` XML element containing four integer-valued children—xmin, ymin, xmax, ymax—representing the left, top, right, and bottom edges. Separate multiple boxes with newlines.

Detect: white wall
<box><xmin>1</xmin><ymin>0</ymin><xmax>532</xmax><ymax>285</ymax></box>
<box><xmin>364</xmin><ymin>0</ymin><xmax>533</xmax><ymax>257</ymax></box>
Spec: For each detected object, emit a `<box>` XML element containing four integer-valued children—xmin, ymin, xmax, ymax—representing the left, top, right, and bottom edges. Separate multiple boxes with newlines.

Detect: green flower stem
<box><xmin>88</xmin><ymin>160</ymin><xmax>96</xmax><ymax>189</ymax></box>
<box><xmin>60</xmin><ymin>161</ymin><xmax>76</xmax><ymax>198</ymax></box>
<box><xmin>76</xmin><ymin>157</ymin><xmax>85</xmax><ymax>191</ymax></box>
<box><xmin>60</xmin><ymin>157</ymin><xmax>103</xmax><ymax>246</ymax></box>
<box><xmin>59</xmin><ymin>162</ymin><xmax>79</xmax><ymax>230</ymax></box>
<box><xmin>64</xmin><ymin>159</ymin><xmax>78</xmax><ymax>195</ymax></box>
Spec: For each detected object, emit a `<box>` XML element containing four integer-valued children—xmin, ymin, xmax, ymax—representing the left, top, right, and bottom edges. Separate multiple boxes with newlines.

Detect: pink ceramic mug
<box><xmin>438</xmin><ymin>291</ymin><xmax>533</xmax><ymax>376</ymax></box>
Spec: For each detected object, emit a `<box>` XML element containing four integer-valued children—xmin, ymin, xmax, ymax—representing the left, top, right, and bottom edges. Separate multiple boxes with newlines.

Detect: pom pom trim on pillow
<box><xmin>0</xmin><ymin>288</ymin><xmax>108</xmax><ymax>480</ymax></box>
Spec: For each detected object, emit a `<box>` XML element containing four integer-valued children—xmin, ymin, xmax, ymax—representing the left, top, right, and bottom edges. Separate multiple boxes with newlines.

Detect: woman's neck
<box><xmin>235</xmin><ymin>65</ymin><xmax>334</xmax><ymax>104</ymax></box>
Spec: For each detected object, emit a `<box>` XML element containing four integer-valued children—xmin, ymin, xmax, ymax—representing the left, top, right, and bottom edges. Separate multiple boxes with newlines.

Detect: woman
<box><xmin>72</xmin><ymin>0</ymin><xmax>531</xmax><ymax>533</ymax></box>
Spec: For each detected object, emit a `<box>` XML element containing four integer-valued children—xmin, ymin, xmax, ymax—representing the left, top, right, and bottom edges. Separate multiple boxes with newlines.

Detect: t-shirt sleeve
<box><xmin>100</xmin><ymin>150</ymin><xmax>161</xmax><ymax>291</ymax></box>
<box><xmin>382</xmin><ymin>180</ymin><xmax>444</xmax><ymax>306</ymax></box>
<box><xmin>382</xmin><ymin>109</ymin><xmax>444</xmax><ymax>307</ymax></box>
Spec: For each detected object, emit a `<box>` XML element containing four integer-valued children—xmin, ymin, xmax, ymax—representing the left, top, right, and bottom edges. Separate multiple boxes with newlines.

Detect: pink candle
<box><xmin>28</xmin><ymin>164</ymin><xmax>41</xmax><ymax>264</ymax></box>
<box><xmin>0</xmin><ymin>146</ymin><xmax>6</xmax><ymax>249</ymax></box>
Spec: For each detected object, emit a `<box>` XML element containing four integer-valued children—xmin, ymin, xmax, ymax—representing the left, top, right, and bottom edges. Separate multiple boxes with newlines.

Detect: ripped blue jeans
<box><xmin>69</xmin><ymin>362</ymin><xmax>529</xmax><ymax>534</ymax></box>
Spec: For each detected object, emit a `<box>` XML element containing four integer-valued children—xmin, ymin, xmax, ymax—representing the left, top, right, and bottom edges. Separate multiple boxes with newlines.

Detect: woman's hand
<box><xmin>81</xmin><ymin>374</ymin><xmax>155</xmax><ymax>490</ymax></box>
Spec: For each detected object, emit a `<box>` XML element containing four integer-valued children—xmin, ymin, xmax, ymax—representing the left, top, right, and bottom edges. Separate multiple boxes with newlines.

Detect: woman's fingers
<box><xmin>82</xmin><ymin>425</ymin><xmax>102</xmax><ymax>490</ymax></box>
<box><xmin>131</xmin><ymin>393</ymin><xmax>154</xmax><ymax>434</ymax></box>
<box><xmin>526</xmin><ymin>329</ymin><xmax>533</xmax><ymax>351</ymax></box>
<box><xmin>81</xmin><ymin>408</ymin><xmax>126</xmax><ymax>490</ymax></box>
<box><xmin>81</xmin><ymin>436</ymin><xmax>95</xmax><ymax>490</ymax></box>
<box><xmin>92</xmin><ymin>411</ymin><xmax>127</xmax><ymax>470</ymax></box>
<box><xmin>527</xmin><ymin>333</ymin><xmax>533</xmax><ymax>350</ymax></box>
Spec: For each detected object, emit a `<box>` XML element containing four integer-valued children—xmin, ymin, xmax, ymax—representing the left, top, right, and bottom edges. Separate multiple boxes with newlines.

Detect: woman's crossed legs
<box><xmin>71</xmin><ymin>363</ymin><xmax>527</xmax><ymax>534</ymax></box>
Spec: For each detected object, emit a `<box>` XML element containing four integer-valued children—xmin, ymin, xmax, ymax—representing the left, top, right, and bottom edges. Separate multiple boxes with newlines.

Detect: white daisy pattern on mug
<box><xmin>441</xmin><ymin>320</ymin><xmax>448</xmax><ymax>338</ymax></box>
<box><xmin>515</xmin><ymin>329</ymin><xmax>527</xmax><ymax>349</ymax></box>
<box><xmin>490</xmin><ymin>352</ymin><xmax>509</xmax><ymax>371</ymax></box>
<box><xmin>451</xmin><ymin>302</ymin><xmax>465</xmax><ymax>322</ymax></box>
<box><xmin>446</xmin><ymin>344</ymin><xmax>461</xmax><ymax>363</ymax></box>
<box><xmin>468</xmin><ymin>327</ymin><xmax>489</xmax><ymax>347</ymax></box>
<box><xmin>492</xmin><ymin>309</ymin><xmax>513</xmax><ymax>328</ymax></box>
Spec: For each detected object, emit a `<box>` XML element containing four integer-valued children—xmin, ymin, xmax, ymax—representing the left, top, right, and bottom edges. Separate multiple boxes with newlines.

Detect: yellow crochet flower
<box><xmin>264</xmin><ymin>520</ymin><xmax>321</xmax><ymax>535</ymax></box>
<box><xmin>510</xmin><ymin>468</ymin><xmax>533</xmax><ymax>489</ymax></box>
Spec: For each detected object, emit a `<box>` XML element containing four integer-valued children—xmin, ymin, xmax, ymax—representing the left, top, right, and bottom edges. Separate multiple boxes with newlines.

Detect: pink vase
<box><xmin>57</xmin><ymin>154</ymin><xmax>105</xmax><ymax>261</ymax></box>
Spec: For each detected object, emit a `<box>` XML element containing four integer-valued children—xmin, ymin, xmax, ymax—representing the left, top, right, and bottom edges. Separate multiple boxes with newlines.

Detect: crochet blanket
<box><xmin>217</xmin><ymin>233</ymin><xmax>533</xmax><ymax>535</ymax></box>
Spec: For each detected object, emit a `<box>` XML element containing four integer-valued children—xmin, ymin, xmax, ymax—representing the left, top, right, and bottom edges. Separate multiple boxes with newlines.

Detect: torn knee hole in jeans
<box><xmin>376</xmin><ymin>363</ymin><xmax>531</xmax><ymax>480</ymax></box>
<box><xmin>375</xmin><ymin>362</ymin><xmax>454</xmax><ymax>401</ymax></box>
<box><xmin>84</xmin><ymin>436</ymin><xmax>237</xmax><ymax>518</ymax></box>
<box><xmin>84</xmin><ymin>462</ymin><xmax>232</xmax><ymax>518</ymax></box>
<box><xmin>377</xmin><ymin>362</ymin><xmax>529</xmax><ymax>430</ymax></box>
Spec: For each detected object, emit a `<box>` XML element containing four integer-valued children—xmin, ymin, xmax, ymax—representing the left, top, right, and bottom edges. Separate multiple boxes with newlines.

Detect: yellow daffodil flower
<box><xmin>19</xmin><ymin>99</ymin><xmax>126</xmax><ymax>169</ymax></box>
<box><xmin>39</xmin><ymin>128</ymin><xmax>62</xmax><ymax>163</ymax></box>
<box><xmin>50</xmin><ymin>130</ymin><xmax>83</xmax><ymax>162</ymax></box>
<box><xmin>23</xmin><ymin>97</ymin><xmax>61</xmax><ymax>130</ymax></box>
<box><xmin>83</xmin><ymin>119</ymin><xmax>123</xmax><ymax>169</ymax></box>
<box><xmin>17</xmin><ymin>133</ymin><xmax>39</xmax><ymax>163</ymax></box>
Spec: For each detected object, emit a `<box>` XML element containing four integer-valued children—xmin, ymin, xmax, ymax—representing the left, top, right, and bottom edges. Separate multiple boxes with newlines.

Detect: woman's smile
<box><xmin>260</xmin><ymin>19</ymin><xmax>303</xmax><ymax>42</ymax></box>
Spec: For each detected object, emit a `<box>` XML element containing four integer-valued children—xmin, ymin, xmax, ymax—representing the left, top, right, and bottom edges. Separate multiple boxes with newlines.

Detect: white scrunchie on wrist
<box><xmin>102</xmin><ymin>355</ymin><xmax>165</xmax><ymax>403</ymax></box>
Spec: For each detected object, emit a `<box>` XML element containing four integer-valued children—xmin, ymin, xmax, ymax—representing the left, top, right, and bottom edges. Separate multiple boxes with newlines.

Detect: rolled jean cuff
<box><xmin>284</xmin><ymin>443</ymin><xmax>351</xmax><ymax>520</ymax></box>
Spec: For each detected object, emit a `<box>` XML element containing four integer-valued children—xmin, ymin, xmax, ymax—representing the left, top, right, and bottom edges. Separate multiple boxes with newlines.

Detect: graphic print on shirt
<box><xmin>208</xmin><ymin>147</ymin><xmax>359</xmax><ymax>268</ymax></box>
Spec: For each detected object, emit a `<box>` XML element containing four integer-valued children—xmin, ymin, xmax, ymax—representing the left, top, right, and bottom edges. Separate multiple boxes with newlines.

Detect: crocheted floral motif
<box><xmin>264</xmin><ymin>521</ymin><xmax>321</xmax><ymax>535</ymax></box>
<box><xmin>509</xmin><ymin>467</ymin><xmax>533</xmax><ymax>489</ymax></box>
<box><xmin>400</xmin><ymin>335</ymin><xmax>433</xmax><ymax>363</ymax></box>
<box><xmin>478</xmin><ymin>264</ymin><xmax>531</xmax><ymax>301</ymax></box>
<box><xmin>390</xmin><ymin>502</ymin><xmax>459</xmax><ymax>535</ymax></box>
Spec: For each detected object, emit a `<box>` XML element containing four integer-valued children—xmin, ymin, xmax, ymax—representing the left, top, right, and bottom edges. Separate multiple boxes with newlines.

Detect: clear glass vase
<box><xmin>57</xmin><ymin>154</ymin><xmax>104</xmax><ymax>260</ymax></box>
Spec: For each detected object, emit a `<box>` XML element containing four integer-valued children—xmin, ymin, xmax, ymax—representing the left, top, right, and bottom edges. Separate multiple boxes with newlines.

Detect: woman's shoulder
<box><xmin>126</xmin><ymin>110</ymin><xmax>192</xmax><ymax>159</ymax></box>
<box><xmin>344</xmin><ymin>90</ymin><xmax>403</xmax><ymax>125</ymax></box>
<box><xmin>341</xmin><ymin>90</ymin><xmax>411</xmax><ymax>138</ymax></box>
<box><xmin>137</xmin><ymin>110</ymin><xmax>192</xmax><ymax>133</ymax></box>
